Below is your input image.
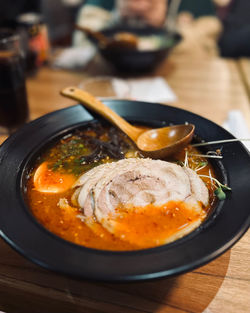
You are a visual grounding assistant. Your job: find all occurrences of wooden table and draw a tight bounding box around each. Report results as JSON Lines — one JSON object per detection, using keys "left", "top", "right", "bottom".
{"left": 239, "top": 58, "right": 250, "bottom": 100}
{"left": 0, "top": 55, "right": 249, "bottom": 313}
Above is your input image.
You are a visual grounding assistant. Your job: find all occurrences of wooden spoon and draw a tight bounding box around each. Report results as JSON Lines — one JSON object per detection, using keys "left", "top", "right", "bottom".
{"left": 75, "top": 25, "right": 138, "bottom": 50}
{"left": 60, "top": 87, "right": 195, "bottom": 159}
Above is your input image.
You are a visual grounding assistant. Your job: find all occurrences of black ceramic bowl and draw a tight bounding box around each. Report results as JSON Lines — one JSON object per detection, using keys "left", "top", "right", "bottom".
{"left": 96, "top": 26, "right": 181, "bottom": 72}
{"left": 0, "top": 100, "right": 249, "bottom": 282}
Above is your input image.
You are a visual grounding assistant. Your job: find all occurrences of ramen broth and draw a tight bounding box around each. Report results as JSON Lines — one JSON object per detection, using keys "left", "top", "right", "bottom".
{"left": 26, "top": 122, "right": 217, "bottom": 251}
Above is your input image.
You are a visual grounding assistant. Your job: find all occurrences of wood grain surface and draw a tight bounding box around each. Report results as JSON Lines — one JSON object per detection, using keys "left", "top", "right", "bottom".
{"left": 0, "top": 55, "right": 249, "bottom": 313}
{"left": 239, "top": 58, "right": 250, "bottom": 100}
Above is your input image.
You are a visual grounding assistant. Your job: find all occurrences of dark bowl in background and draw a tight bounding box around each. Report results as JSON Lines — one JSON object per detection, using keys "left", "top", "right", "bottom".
{"left": 94, "top": 26, "right": 181, "bottom": 72}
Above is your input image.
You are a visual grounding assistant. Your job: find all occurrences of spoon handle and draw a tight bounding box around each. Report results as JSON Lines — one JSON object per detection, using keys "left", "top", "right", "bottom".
{"left": 61, "top": 87, "right": 143, "bottom": 142}
{"left": 75, "top": 25, "right": 108, "bottom": 46}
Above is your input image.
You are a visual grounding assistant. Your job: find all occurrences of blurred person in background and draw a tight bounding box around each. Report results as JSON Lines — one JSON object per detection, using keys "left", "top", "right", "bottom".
{"left": 73, "top": 0, "right": 222, "bottom": 58}
{"left": 74, "top": 0, "right": 250, "bottom": 58}
{"left": 115, "top": 0, "right": 168, "bottom": 28}
{"left": 73, "top": 0, "right": 168, "bottom": 46}
{"left": 2, "top": 0, "right": 248, "bottom": 57}
{"left": 167, "top": 0, "right": 250, "bottom": 58}
{"left": 215, "top": 0, "right": 250, "bottom": 57}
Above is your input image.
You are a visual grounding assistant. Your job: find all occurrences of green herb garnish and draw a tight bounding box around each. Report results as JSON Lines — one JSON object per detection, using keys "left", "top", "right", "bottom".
{"left": 214, "top": 187, "right": 226, "bottom": 200}
{"left": 199, "top": 174, "right": 231, "bottom": 200}
{"left": 46, "top": 136, "right": 92, "bottom": 176}
{"left": 198, "top": 161, "right": 208, "bottom": 167}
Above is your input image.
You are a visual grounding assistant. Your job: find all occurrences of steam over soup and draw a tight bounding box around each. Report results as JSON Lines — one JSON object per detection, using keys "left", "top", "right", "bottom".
{"left": 26, "top": 122, "right": 218, "bottom": 251}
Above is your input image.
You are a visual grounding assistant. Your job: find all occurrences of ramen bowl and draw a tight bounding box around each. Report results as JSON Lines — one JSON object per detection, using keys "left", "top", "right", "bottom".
{"left": 0, "top": 100, "right": 249, "bottom": 281}
{"left": 94, "top": 26, "right": 181, "bottom": 72}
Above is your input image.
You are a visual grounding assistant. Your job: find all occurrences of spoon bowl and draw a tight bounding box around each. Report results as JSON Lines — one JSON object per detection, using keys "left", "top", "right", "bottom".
{"left": 136, "top": 124, "right": 195, "bottom": 159}
{"left": 61, "top": 87, "right": 195, "bottom": 158}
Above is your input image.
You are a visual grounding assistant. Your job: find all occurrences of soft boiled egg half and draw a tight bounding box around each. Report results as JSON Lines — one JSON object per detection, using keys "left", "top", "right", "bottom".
{"left": 33, "top": 162, "right": 76, "bottom": 193}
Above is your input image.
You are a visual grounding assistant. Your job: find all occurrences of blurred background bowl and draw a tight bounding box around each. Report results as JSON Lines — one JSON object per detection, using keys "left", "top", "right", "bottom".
{"left": 95, "top": 26, "right": 181, "bottom": 73}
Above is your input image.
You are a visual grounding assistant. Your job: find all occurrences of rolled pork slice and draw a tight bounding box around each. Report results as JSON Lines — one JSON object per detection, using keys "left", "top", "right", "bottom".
{"left": 74, "top": 158, "right": 209, "bottom": 247}
{"left": 93, "top": 159, "right": 193, "bottom": 223}
{"left": 183, "top": 167, "right": 210, "bottom": 208}
{"left": 73, "top": 158, "right": 142, "bottom": 217}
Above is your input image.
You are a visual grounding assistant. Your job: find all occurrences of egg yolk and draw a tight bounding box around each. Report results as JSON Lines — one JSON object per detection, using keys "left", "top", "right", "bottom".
{"left": 33, "top": 162, "right": 76, "bottom": 193}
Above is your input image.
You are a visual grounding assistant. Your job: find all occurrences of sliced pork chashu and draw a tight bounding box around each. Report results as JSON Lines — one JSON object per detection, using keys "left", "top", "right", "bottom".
{"left": 73, "top": 158, "right": 209, "bottom": 248}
